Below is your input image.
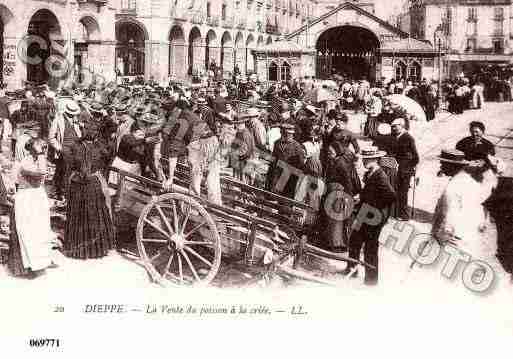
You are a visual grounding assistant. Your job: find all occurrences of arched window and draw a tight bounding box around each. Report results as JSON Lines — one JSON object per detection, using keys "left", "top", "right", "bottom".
{"left": 281, "top": 61, "right": 291, "bottom": 81}
{"left": 116, "top": 22, "right": 146, "bottom": 76}
{"left": 269, "top": 61, "right": 278, "bottom": 81}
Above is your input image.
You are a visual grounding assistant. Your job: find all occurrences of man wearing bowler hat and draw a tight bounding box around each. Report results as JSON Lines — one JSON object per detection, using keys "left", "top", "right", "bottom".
{"left": 342, "top": 146, "right": 396, "bottom": 285}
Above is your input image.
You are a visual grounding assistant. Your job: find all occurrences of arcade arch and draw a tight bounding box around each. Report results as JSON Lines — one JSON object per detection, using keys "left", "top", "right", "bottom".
{"left": 116, "top": 21, "right": 147, "bottom": 77}
{"left": 316, "top": 25, "right": 380, "bottom": 81}
{"left": 168, "top": 25, "right": 186, "bottom": 80}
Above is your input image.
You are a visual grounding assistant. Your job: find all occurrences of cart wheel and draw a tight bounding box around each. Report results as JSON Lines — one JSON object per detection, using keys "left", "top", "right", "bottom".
{"left": 136, "top": 193, "right": 222, "bottom": 286}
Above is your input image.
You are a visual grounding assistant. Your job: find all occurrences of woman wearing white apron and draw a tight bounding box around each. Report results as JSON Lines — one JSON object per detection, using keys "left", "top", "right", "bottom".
{"left": 8, "top": 138, "right": 57, "bottom": 277}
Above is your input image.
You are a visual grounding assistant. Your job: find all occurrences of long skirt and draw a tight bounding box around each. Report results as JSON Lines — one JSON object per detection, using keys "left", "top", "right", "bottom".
{"left": 364, "top": 116, "right": 379, "bottom": 138}
{"left": 8, "top": 187, "right": 53, "bottom": 274}
{"left": 320, "top": 183, "right": 353, "bottom": 249}
{"left": 64, "top": 175, "right": 115, "bottom": 259}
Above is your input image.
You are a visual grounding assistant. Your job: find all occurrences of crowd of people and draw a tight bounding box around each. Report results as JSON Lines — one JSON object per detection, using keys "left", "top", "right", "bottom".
{"left": 0, "top": 71, "right": 510, "bottom": 287}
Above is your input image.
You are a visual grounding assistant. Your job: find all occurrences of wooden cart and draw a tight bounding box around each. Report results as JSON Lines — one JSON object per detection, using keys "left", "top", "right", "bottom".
{"left": 108, "top": 161, "right": 372, "bottom": 287}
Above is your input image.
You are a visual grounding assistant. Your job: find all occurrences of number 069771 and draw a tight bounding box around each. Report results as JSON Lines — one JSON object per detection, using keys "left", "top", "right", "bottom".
{"left": 29, "top": 339, "right": 60, "bottom": 348}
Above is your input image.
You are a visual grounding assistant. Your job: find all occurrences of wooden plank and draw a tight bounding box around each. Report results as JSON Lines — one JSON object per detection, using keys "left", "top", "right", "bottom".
{"left": 175, "top": 162, "right": 313, "bottom": 211}
{"left": 220, "top": 186, "right": 304, "bottom": 216}
{"left": 173, "top": 166, "right": 305, "bottom": 221}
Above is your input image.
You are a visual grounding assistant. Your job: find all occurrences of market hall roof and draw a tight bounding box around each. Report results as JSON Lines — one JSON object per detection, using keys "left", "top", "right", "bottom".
{"left": 286, "top": 1, "right": 409, "bottom": 40}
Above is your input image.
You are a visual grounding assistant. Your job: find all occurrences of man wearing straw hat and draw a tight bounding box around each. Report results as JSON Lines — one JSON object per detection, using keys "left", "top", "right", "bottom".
{"left": 48, "top": 100, "right": 82, "bottom": 202}
{"left": 341, "top": 145, "right": 396, "bottom": 285}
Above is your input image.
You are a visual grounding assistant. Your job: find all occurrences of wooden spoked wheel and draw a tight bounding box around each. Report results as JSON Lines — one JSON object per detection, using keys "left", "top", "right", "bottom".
{"left": 136, "top": 193, "right": 222, "bottom": 286}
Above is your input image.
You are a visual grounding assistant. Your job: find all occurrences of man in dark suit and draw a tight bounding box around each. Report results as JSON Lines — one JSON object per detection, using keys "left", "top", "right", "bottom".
{"left": 342, "top": 147, "right": 396, "bottom": 285}
{"left": 390, "top": 118, "right": 419, "bottom": 221}
{"left": 267, "top": 124, "right": 306, "bottom": 199}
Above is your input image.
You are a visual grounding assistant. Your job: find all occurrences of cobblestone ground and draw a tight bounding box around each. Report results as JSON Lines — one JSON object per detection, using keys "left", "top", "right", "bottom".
{"left": 2, "top": 102, "right": 513, "bottom": 305}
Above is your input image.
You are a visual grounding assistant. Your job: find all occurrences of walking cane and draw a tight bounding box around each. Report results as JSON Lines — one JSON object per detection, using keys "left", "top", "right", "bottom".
{"left": 410, "top": 170, "right": 418, "bottom": 221}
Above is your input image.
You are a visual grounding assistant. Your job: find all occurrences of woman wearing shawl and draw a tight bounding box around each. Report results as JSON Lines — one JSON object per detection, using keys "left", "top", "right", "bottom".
{"left": 319, "top": 141, "right": 361, "bottom": 252}
{"left": 64, "top": 117, "right": 115, "bottom": 259}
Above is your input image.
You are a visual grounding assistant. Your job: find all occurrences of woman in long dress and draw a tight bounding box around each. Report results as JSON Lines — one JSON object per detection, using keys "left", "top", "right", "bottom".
{"left": 431, "top": 154, "right": 509, "bottom": 287}
{"left": 8, "top": 138, "right": 57, "bottom": 276}
{"left": 64, "top": 118, "right": 115, "bottom": 259}
{"left": 319, "top": 141, "right": 361, "bottom": 252}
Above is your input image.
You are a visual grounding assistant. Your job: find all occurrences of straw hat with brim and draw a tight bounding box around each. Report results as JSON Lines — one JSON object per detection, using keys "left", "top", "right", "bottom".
{"left": 64, "top": 101, "right": 81, "bottom": 116}
{"left": 255, "top": 101, "right": 270, "bottom": 109}
{"left": 239, "top": 108, "right": 260, "bottom": 119}
{"left": 280, "top": 123, "right": 295, "bottom": 133}
{"left": 436, "top": 149, "right": 468, "bottom": 165}
{"left": 194, "top": 98, "right": 208, "bottom": 106}
{"left": 114, "top": 103, "right": 129, "bottom": 113}
{"left": 361, "top": 146, "right": 386, "bottom": 159}
{"left": 377, "top": 123, "right": 391, "bottom": 135}
{"left": 140, "top": 113, "right": 162, "bottom": 125}
{"left": 305, "top": 105, "right": 319, "bottom": 116}
{"left": 89, "top": 102, "right": 104, "bottom": 114}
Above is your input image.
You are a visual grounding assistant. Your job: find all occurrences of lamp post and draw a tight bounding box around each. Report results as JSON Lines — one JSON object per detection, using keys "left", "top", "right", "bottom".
{"left": 434, "top": 27, "right": 443, "bottom": 110}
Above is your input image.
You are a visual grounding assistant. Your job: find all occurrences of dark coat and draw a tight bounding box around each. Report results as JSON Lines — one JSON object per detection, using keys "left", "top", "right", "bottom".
{"left": 455, "top": 136, "right": 495, "bottom": 161}
{"left": 390, "top": 132, "right": 419, "bottom": 176}
{"left": 357, "top": 167, "right": 396, "bottom": 226}
{"left": 267, "top": 138, "right": 305, "bottom": 198}
{"left": 483, "top": 177, "right": 513, "bottom": 274}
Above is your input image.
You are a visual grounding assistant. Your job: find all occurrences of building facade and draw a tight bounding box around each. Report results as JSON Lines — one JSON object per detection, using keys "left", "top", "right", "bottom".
{"left": 404, "top": 0, "right": 513, "bottom": 77}
{"left": 0, "top": 0, "right": 116, "bottom": 90}
{"left": 285, "top": 1, "right": 438, "bottom": 82}
{"left": 0, "top": 0, "right": 320, "bottom": 90}
{"left": 114, "top": 0, "right": 320, "bottom": 83}
{"left": 0, "top": 0, "right": 442, "bottom": 90}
